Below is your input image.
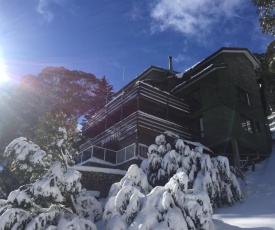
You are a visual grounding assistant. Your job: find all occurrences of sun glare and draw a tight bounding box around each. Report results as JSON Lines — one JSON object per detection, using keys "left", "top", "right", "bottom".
{"left": 0, "top": 47, "right": 10, "bottom": 85}
{"left": 0, "top": 73, "right": 9, "bottom": 84}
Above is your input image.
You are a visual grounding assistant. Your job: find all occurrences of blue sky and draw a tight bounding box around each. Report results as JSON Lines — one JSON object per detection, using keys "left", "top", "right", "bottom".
{"left": 0, "top": 0, "right": 273, "bottom": 90}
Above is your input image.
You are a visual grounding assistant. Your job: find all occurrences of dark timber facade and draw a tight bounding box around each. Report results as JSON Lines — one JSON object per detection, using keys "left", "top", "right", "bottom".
{"left": 80, "top": 47, "right": 271, "bottom": 168}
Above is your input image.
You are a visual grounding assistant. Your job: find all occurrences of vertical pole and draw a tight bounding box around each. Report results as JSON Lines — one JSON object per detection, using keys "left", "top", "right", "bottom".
{"left": 231, "top": 138, "right": 241, "bottom": 168}
{"left": 136, "top": 87, "right": 140, "bottom": 157}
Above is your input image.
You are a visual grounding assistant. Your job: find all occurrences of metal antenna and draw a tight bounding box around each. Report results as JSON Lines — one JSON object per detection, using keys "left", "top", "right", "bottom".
{"left": 122, "top": 66, "right": 125, "bottom": 93}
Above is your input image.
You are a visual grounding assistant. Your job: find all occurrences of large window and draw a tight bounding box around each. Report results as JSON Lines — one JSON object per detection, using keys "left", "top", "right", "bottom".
{"left": 236, "top": 86, "right": 251, "bottom": 106}
{"left": 240, "top": 114, "right": 254, "bottom": 133}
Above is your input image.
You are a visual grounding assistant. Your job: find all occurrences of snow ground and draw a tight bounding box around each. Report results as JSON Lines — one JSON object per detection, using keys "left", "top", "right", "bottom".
{"left": 213, "top": 146, "right": 275, "bottom": 230}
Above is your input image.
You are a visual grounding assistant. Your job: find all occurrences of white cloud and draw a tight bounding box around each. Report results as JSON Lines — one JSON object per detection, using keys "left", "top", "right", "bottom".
{"left": 36, "top": 0, "right": 66, "bottom": 22}
{"left": 150, "top": 0, "right": 243, "bottom": 37}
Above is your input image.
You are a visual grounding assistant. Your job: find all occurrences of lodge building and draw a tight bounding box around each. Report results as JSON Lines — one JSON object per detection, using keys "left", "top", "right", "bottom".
{"left": 79, "top": 47, "right": 271, "bottom": 169}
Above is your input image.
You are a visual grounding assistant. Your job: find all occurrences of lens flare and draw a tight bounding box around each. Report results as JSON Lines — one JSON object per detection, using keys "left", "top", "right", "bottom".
{"left": 0, "top": 47, "right": 10, "bottom": 84}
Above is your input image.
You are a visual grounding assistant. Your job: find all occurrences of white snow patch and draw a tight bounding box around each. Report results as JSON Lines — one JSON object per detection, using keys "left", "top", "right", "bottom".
{"left": 72, "top": 165, "right": 127, "bottom": 175}
{"left": 213, "top": 145, "right": 275, "bottom": 229}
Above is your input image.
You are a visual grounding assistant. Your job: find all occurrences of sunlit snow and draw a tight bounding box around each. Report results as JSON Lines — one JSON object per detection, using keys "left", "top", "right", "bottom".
{"left": 213, "top": 145, "right": 275, "bottom": 229}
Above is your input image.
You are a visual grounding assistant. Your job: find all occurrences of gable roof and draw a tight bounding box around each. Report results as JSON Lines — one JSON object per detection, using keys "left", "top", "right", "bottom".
{"left": 115, "top": 66, "right": 178, "bottom": 96}
{"left": 183, "top": 47, "right": 259, "bottom": 77}
{"left": 171, "top": 47, "right": 260, "bottom": 94}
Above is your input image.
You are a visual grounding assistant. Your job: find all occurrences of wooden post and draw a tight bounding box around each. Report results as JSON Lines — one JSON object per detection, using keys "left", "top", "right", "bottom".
{"left": 135, "top": 87, "right": 140, "bottom": 156}
{"left": 231, "top": 138, "right": 241, "bottom": 168}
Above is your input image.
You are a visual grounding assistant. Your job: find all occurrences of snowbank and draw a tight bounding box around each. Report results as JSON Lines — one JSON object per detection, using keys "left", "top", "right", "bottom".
{"left": 213, "top": 145, "right": 275, "bottom": 229}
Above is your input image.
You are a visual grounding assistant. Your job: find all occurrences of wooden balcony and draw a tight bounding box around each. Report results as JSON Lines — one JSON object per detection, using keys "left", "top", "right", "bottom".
{"left": 80, "top": 110, "right": 191, "bottom": 152}
{"left": 82, "top": 81, "right": 190, "bottom": 134}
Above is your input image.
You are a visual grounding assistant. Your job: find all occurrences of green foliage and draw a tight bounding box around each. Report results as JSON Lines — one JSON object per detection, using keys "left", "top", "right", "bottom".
{"left": 19, "top": 67, "right": 98, "bottom": 118}
{"left": 85, "top": 76, "right": 115, "bottom": 120}
{"left": 34, "top": 111, "right": 80, "bottom": 167}
{"left": 255, "top": 48, "right": 275, "bottom": 112}
{"left": 3, "top": 137, "right": 52, "bottom": 186}
{"left": 0, "top": 167, "right": 19, "bottom": 197}
{"left": 0, "top": 86, "right": 23, "bottom": 152}
{"left": 253, "top": 0, "right": 275, "bottom": 36}
{"left": 0, "top": 67, "right": 114, "bottom": 150}
{"left": 253, "top": 0, "right": 275, "bottom": 74}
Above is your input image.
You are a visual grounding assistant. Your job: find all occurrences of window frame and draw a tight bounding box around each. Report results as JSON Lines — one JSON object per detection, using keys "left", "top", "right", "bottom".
{"left": 193, "top": 115, "right": 205, "bottom": 139}
{"left": 240, "top": 114, "right": 254, "bottom": 133}
{"left": 236, "top": 86, "right": 251, "bottom": 106}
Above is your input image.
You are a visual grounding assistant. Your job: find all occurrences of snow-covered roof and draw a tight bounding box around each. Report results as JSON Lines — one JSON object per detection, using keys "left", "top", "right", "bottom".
{"left": 115, "top": 65, "right": 178, "bottom": 96}
{"left": 171, "top": 64, "right": 227, "bottom": 93}
{"left": 171, "top": 47, "right": 259, "bottom": 94}
{"left": 183, "top": 140, "right": 212, "bottom": 152}
{"left": 72, "top": 165, "right": 127, "bottom": 175}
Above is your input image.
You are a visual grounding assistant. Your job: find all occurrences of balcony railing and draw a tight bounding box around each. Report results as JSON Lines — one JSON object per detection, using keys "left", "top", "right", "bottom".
{"left": 80, "top": 111, "right": 191, "bottom": 151}
{"left": 83, "top": 81, "right": 189, "bottom": 133}
{"left": 79, "top": 143, "right": 148, "bottom": 165}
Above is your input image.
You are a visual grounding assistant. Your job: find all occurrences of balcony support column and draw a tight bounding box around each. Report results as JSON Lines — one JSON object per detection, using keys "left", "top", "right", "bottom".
{"left": 231, "top": 138, "right": 241, "bottom": 168}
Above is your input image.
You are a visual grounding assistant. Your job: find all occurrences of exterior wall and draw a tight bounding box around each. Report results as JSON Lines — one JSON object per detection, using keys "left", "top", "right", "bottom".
{"left": 80, "top": 171, "right": 123, "bottom": 198}
{"left": 81, "top": 48, "right": 271, "bottom": 168}
{"left": 174, "top": 51, "right": 271, "bottom": 164}
{"left": 79, "top": 159, "right": 142, "bottom": 198}
{"left": 80, "top": 82, "right": 190, "bottom": 164}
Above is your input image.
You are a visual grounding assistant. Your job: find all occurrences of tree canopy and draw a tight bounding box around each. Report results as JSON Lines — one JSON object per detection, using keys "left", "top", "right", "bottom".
{"left": 0, "top": 67, "right": 115, "bottom": 152}
{"left": 85, "top": 76, "right": 115, "bottom": 120}
{"left": 19, "top": 67, "right": 99, "bottom": 118}
{"left": 253, "top": 0, "right": 275, "bottom": 36}
{"left": 34, "top": 110, "right": 80, "bottom": 166}
{"left": 253, "top": 0, "right": 275, "bottom": 73}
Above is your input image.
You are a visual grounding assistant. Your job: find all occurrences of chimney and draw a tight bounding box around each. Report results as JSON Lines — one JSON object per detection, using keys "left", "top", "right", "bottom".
{"left": 168, "top": 56, "right": 173, "bottom": 71}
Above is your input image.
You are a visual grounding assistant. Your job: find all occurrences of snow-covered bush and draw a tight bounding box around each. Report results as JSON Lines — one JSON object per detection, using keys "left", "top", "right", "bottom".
{"left": 103, "top": 170, "right": 214, "bottom": 230}
{"left": 3, "top": 137, "right": 52, "bottom": 183}
{"left": 107, "top": 164, "right": 152, "bottom": 200}
{"left": 143, "top": 135, "right": 242, "bottom": 208}
{"left": 0, "top": 160, "right": 102, "bottom": 229}
{"left": 74, "top": 189, "right": 103, "bottom": 223}
{"left": 34, "top": 111, "right": 80, "bottom": 166}
{"left": 0, "top": 137, "right": 103, "bottom": 229}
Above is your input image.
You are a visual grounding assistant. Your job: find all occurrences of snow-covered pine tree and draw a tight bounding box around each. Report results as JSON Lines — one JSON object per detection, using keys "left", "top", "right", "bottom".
{"left": 142, "top": 134, "right": 242, "bottom": 208}
{"left": 103, "top": 169, "right": 214, "bottom": 230}
{"left": 34, "top": 111, "right": 80, "bottom": 167}
{"left": 0, "top": 139, "right": 103, "bottom": 229}
{"left": 2, "top": 111, "right": 80, "bottom": 186}
{"left": 3, "top": 137, "right": 52, "bottom": 184}
{"left": 0, "top": 161, "right": 99, "bottom": 229}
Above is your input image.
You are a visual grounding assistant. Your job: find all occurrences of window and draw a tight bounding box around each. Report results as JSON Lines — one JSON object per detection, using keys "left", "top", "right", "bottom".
{"left": 193, "top": 116, "right": 205, "bottom": 139}
{"left": 189, "top": 89, "right": 201, "bottom": 111}
{"left": 236, "top": 86, "right": 251, "bottom": 106}
{"left": 240, "top": 114, "right": 254, "bottom": 133}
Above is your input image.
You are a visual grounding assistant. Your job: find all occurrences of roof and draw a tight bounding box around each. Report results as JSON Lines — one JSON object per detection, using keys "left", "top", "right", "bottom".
{"left": 115, "top": 65, "right": 178, "bottom": 96}
{"left": 114, "top": 47, "right": 259, "bottom": 96}
{"left": 183, "top": 47, "right": 259, "bottom": 77}
{"left": 171, "top": 47, "right": 260, "bottom": 94}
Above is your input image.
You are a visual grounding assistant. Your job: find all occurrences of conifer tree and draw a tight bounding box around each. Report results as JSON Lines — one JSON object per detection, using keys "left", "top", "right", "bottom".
{"left": 253, "top": 0, "right": 275, "bottom": 36}
{"left": 85, "top": 76, "right": 115, "bottom": 119}
{"left": 253, "top": 0, "right": 275, "bottom": 73}
{"left": 34, "top": 110, "right": 80, "bottom": 167}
